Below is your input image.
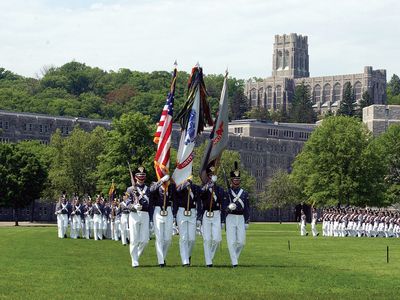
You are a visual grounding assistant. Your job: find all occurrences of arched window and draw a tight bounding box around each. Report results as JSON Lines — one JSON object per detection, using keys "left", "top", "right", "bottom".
{"left": 313, "top": 84, "right": 321, "bottom": 103}
{"left": 276, "top": 85, "right": 282, "bottom": 107}
{"left": 277, "top": 51, "right": 283, "bottom": 69}
{"left": 266, "top": 86, "right": 273, "bottom": 109}
{"left": 354, "top": 81, "right": 362, "bottom": 101}
{"left": 323, "top": 83, "right": 331, "bottom": 104}
{"left": 284, "top": 50, "right": 289, "bottom": 69}
{"left": 250, "top": 89, "right": 257, "bottom": 106}
{"left": 258, "top": 88, "right": 264, "bottom": 106}
{"left": 333, "top": 83, "right": 341, "bottom": 102}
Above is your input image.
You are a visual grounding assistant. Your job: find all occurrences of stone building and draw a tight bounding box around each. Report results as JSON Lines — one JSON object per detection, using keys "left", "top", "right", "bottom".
{"left": 245, "top": 33, "right": 387, "bottom": 114}
{"left": 0, "top": 110, "right": 111, "bottom": 144}
{"left": 363, "top": 104, "right": 400, "bottom": 135}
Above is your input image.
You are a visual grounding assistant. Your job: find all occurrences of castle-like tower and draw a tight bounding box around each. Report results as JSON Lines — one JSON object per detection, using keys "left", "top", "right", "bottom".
{"left": 272, "top": 33, "right": 309, "bottom": 78}
{"left": 245, "top": 33, "right": 386, "bottom": 115}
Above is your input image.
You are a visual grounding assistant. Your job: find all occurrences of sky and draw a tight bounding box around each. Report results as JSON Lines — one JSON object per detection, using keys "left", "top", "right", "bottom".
{"left": 0, "top": 0, "right": 399, "bottom": 80}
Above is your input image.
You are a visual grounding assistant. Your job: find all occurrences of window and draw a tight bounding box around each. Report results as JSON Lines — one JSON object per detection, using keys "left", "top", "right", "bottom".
{"left": 234, "top": 127, "right": 243, "bottom": 134}
{"left": 4, "top": 121, "right": 9, "bottom": 130}
{"left": 256, "top": 181, "right": 263, "bottom": 190}
{"left": 1, "top": 138, "right": 10, "bottom": 143}
{"left": 276, "top": 86, "right": 282, "bottom": 105}
{"left": 354, "top": 82, "right": 362, "bottom": 101}
{"left": 333, "top": 83, "right": 341, "bottom": 102}
{"left": 266, "top": 86, "right": 273, "bottom": 108}
{"left": 323, "top": 84, "right": 331, "bottom": 104}
{"left": 313, "top": 85, "right": 321, "bottom": 103}
{"left": 258, "top": 88, "right": 264, "bottom": 105}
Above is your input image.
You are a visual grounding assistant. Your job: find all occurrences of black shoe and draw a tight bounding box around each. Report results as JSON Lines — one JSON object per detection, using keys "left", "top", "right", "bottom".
{"left": 123, "top": 244, "right": 127, "bottom": 246}
{"left": 77, "top": 236, "right": 80, "bottom": 239}
{"left": 64, "top": 234, "right": 67, "bottom": 238}
{"left": 183, "top": 264, "right": 190, "bottom": 267}
{"left": 159, "top": 264, "right": 165, "bottom": 268}
{"left": 232, "top": 264, "right": 238, "bottom": 268}
{"left": 206, "top": 264, "right": 213, "bottom": 268}
{"left": 133, "top": 266, "right": 139, "bottom": 268}
{"left": 306, "top": 232, "right": 309, "bottom": 236}
{"left": 316, "top": 233, "right": 320, "bottom": 237}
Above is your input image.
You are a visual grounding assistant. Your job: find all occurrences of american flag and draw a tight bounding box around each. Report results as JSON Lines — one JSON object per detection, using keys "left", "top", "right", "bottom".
{"left": 154, "top": 68, "right": 177, "bottom": 181}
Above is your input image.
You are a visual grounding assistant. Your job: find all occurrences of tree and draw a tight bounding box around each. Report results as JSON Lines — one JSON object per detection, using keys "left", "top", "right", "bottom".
{"left": 355, "top": 91, "right": 372, "bottom": 119}
{"left": 291, "top": 116, "right": 385, "bottom": 207}
{"left": 46, "top": 126, "right": 107, "bottom": 199}
{"left": 96, "top": 112, "right": 156, "bottom": 195}
{"left": 258, "top": 169, "right": 299, "bottom": 223}
{"left": 244, "top": 107, "right": 270, "bottom": 121}
{"left": 375, "top": 124, "right": 400, "bottom": 205}
{"left": 337, "top": 82, "right": 355, "bottom": 117}
{"left": 289, "top": 82, "right": 316, "bottom": 123}
{"left": 388, "top": 74, "right": 400, "bottom": 96}
{"left": 0, "top": 143, "right": 47, "bottom": 225}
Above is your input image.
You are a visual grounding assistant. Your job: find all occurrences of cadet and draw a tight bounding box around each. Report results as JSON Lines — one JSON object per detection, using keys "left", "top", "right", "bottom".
{"left": 300, "top": 209, "right": 308, "bottom": 236}
{"left": 93, "top": 195, "right": 104, "bottom": 240}
{"left": 119, "top": 193, "right": 130, "bottom": 246}
{"left": 199, "top": 166, "right": 224, "bottom": 267}
{"left": 150, "top": 174, "right": 175, "bottom": 267}
{"left": 71, "top": 196, "right": 83, "bottom": 239}
{"left": 311, "top": 207, "right": 319, "bottom": 237}
{"left": 222, "top": 162, "right": 249, "bottom": 267}
{"left": 174, "top": 179, "right": 201, "bottom": 266}
{"left": 55, "top": 191, "right": 70, "bottom": 238}
{"left": 110, "top": 199, "right": 121, "bottom": 241}
{"left": 127, "top": 166, "right": 151, "bottom": 268}
{"left": 83, "top": 197, "right": 93, "bottom": 239}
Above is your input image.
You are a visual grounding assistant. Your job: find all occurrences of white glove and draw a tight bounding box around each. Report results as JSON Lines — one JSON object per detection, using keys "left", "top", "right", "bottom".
{"left": 221, "top": 223, "right": 225, "bottom": 230}
{"left": 196, "top": 220, "right": 201, "bottom": 227}
{"left": 228, "top": 203, "right": 237, "bottom": 211}
{"left": 173, "top": 218, "right": 177, "bottom": 225}
{"left": 245, "top": 223, "right": 249, "bottom": 230}
{"left": 211, "top": 175, "right": 218, "bottom": 183}
{"left": 134, "top": 203, "right": 142, "bottom": 211}
{"left": 161, "top": 174, "right": 170, "bottom": 183}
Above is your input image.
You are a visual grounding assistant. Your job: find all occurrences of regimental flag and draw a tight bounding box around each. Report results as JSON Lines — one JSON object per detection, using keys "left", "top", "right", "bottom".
{"left": 108, "top": 179, "right": 116, "bottom": 201}
{"left": 154, "top": 67, "right": 177, "bottom": 181}
{"left": 172, "top": 65, "right": 213, "bottom": 186}
{"left": 199, "top": 71, "right": 229, "bottom": 184}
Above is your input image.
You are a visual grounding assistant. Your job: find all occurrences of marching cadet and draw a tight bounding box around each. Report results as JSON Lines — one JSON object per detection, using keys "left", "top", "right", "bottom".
{"left": 310, "top": 207, "right": 319, "bottom": 237}
{"left": 174, "top": 179, "right": 201, "bottom": 267}
{"left": 150, "top": 174, "right": 175, "bottom": 267}
{"left": 119, "top": 193, "right": 130, "bottom": 246}
{"left": 112, "top": 198, "right": 122, "bottom": 241}
{"left": 300, "top": 209, "right": 308, "bottom": 236}
{"left": 199, "top": 166, "right": 225, "bottom": 267}
{"left": 222, "top": 162, "right": 250, "bottom": 267}
{"left": 93, "top": 195, "right": 104, "bottom": 240}
{"left": 127, "top": 166, "right": 152, "bottom": 268}
{"left": 71, "top": 196, "right": 83, "bottom": 239}
{"left": 55, "top": 191, "right": 70, "bottom": 238}
{"left": 83, "top": 197, "right": 93, "bottom": 239}
{"left": 102, "top": 197, "right": 111, "bottom": 239}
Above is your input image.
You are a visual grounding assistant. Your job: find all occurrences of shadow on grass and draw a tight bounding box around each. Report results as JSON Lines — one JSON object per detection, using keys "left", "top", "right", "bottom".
{"left": 134, "top": 264, "right": 308, "bottom": 269}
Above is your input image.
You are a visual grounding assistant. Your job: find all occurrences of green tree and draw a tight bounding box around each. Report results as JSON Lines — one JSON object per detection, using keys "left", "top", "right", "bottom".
{"left": 96, "top": 112, "right": 156, "bottom": 195}
{"left": 46, "top": 126, "right": 107, "bottom": 198}
{"left": 388, "top": 74, "right": 400, "bottom": 96}
{"left": 337, "top": 82, "right": 355, "bottom": 117}
{"left": 355, "top": 91, "right": 372, "bottom": 119}
{"left": 291, "top": 116, "right": 385, "bottom": 207}
{"left": 244, "top": 107, "right": 270, "bottom": 121}
{"left": 289, "top": 82, "right": 316, "bottom": 123}
{"left": 375, "top": 124, "right": 400, "bottom": 204}
{"left": 0, "top": 143, "right": 47, "bottom": 225}
{"left": 258, "top": 169, "right": 299, "bottom": 223}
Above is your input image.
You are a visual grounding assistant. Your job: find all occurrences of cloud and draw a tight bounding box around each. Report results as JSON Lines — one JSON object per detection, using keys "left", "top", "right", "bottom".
{"left": 0, "top": 0, "right": 399, "bottom": 80}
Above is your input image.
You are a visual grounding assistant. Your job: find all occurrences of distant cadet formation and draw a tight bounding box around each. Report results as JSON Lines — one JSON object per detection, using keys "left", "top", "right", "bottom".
{"left": 55, "top": 163, "right": 250, "bottom": 268}
{"left": 299, "top": 207, "right": 400, "bottom": 238}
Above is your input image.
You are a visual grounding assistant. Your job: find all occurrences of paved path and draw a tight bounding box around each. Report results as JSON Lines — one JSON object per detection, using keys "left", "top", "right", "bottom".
{"left": 0, "top": 222, "right": 56, "bottom": 227}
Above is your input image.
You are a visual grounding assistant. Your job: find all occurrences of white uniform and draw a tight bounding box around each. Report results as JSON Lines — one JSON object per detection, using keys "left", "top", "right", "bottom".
{"left": 120, "top": 201, "right": 130, "bottom": 245}
{"left": 93, "top": 203, "right": 103, "bottom": 240}
{"left": 311, "top": 212, "right": 319, "bottom": 237}
{"left": 300, "top": 214, "right": 307, "bottom": 236}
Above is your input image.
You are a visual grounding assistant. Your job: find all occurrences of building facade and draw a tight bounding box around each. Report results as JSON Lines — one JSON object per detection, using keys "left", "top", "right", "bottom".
{"left": 245, "top": 33, "right": 387, "bottom": 114}
{"left": 0, "top": 110, "right": 111, "bottom": 144}
{"left": 363, "top": 105, "right": 400, "bottom": 135}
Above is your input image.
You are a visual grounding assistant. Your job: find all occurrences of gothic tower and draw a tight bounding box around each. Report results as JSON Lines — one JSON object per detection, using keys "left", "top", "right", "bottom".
{"left": 272, "top": 33, "right": 309, "bottom": 78}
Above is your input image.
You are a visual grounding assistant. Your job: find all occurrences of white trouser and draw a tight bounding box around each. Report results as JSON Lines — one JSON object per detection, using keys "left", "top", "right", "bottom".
{"left": 311, "top": 220, "right": 318, "bottom": 237}
{"left": 112, "top": 218, "right": 121, "bottom": 241}
{"left": 93, "top": 214, "right": 103, "bottom": 240}
{"left": 202, "top": 210, "right": 222, "bottom": 266}
{"left": 129, "top": 211, "right": 150, "bottom": 267}
{"left": 59, "top": 214, "right": 68, "bottom": 238}
{"left": 57, "top": 214, "right": 62, "bottom": 238}
{"left": 226, "top": 214, "right": 246, "bottom": 266}
{"left": 177, "top": 207, "right": 197, "bottom": 265}
{"left": 153, "top": 206, "right": 173, "bottom": 265}
{"left": 300, "top": 220, "right": 307, "bottom": 236}
{"left": 85, "top": 216, "right": 93, "bottom": 239}
{"left": 120, "top": 213, "right": 129, "bottom": 245}
{"left": 102, "top": 216, "right": 109, "bottom": 238}
{"left": 71, "top": 215, "right": 82, "bottom": 239}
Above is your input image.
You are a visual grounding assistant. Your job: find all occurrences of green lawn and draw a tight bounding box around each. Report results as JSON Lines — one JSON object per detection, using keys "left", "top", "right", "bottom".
{"left": 0, "top": 223, "right": 399, "bottom": 300}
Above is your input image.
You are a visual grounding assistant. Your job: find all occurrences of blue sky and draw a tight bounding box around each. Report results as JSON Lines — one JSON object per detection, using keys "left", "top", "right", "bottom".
{"left": 1, "top": 0, "right": 399, "bottom": 80}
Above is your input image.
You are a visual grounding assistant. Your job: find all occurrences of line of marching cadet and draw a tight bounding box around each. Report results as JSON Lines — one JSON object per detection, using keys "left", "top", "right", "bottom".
{"left": 55, "top": 163, "right": 250, "bottom": 268}
{"left": 299, "top": 207, "right": 400, "bottom": 238}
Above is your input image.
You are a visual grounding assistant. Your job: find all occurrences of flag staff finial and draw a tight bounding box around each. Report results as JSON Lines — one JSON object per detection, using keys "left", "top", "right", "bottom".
{"left": 195, "top": 61, "right": 200, "bottom": 68}
{"left": 174, "top": 60, "right": 178, "bottom": 68}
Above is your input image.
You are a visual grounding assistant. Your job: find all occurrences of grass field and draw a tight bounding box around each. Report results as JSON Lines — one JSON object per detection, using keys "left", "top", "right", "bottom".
{"left": 0, "top": 223, "right": 399, "bottom": 300}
